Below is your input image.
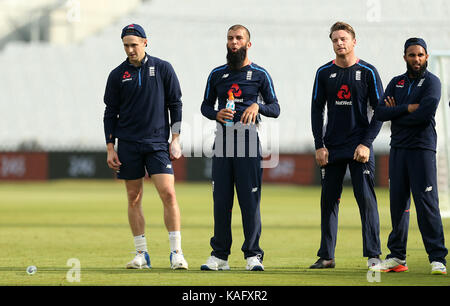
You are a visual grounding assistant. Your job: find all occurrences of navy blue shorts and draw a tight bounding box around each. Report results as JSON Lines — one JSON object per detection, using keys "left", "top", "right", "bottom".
{"left": 117, "top": 140, "right": 173, "bottom": 180}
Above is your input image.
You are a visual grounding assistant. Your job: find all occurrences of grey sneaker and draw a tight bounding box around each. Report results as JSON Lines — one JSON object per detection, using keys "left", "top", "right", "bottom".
{"left": 200, "top": 256, "right": 230, "bottom": 271}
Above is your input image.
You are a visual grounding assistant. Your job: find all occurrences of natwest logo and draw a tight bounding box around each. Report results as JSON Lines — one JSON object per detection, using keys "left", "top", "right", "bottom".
{"left": 123, "top": 71, "right": 131, "bottom": 79}
{"left": 228, "top": 83, "right": 242, "bottom": 98}
{"left": 337, "top": 84, "right": 351, "bottom": 100}
{"left": 227, "top": 83, "right": 243, "bottom": 102}
{"left": 336, "top": 84, "right": 352, "bottom": 106}
{"left": 122, "top": 71, "right": 132, "bottom": 82}
{"left": 396, "top": 79, "right": 405, "bottom": 88}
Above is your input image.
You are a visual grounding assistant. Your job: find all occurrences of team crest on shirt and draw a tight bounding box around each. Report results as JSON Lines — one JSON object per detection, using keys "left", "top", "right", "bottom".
{"left": 149, "top": 66, "right": 155, "bottom": 77}
{"left": 335, "top": 84, "right": 352, "bottom": 105}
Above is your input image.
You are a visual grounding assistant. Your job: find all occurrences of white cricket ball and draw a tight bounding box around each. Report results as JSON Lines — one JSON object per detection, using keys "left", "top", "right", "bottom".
{"left": 26, "top": 265, "right": 37, "bottom": 275}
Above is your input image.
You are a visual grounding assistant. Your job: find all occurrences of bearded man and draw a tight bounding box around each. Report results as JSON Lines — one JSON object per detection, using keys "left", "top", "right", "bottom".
{"left": 200, "top": 24, "right": 280, "bottom": 271}
{"left": 373, "top": 37, "right": 448, "bottom": 275}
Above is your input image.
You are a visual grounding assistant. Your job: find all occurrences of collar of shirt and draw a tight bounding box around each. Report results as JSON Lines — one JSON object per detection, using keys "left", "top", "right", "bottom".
{"left": 125, "top": 53, "right": 149, "bottom": 67}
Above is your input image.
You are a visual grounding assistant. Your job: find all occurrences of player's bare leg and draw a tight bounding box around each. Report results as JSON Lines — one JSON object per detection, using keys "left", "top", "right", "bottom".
{"left": 125, "top": 178, "right": 146, "bottom": 236}
{"left": 125, "top": 178, "right": 150, "bottom": 269}
{"left": 152, "top": 173, "right": 188, "bottom": 269}
{"left": 152, "top": 174, "right": 180, "bottom": 231}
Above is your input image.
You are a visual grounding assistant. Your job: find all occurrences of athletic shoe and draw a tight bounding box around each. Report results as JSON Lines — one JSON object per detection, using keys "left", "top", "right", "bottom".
{"left": 170, "top": 251, "right": 188, "bottom": 270}
{"left": 246, "top": 256, "right": 264, "bottom": 271}
{"left": 431, "top": 261, "right": 447, "bottom": 275}
{"left": 369, "top": 257, "right": 408, "bottom": 272}
{"left": 309, "top": 258, "right": 335, "bottom": 269}
{"left": 126, "top": 251, "right": 151, "bottom": 269}
{"left": 200, "top": 256, "right": 230, "bottom": 271}
{"left": 367, "top": 256, "right": 381, "bottom": 268}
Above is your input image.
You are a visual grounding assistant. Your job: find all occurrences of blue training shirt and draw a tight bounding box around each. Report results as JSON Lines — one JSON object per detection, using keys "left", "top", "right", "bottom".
{"left": 375, "top": 69, "right": 441, "bottom": 151}
{"left": 311, "top": 59, "right": 383, "bottom": 162}
{"left": 201, "top": 63, "right": 280, "bottom": 123}
{"left": 103, "top": 53, "right": 182, "bottom": 150}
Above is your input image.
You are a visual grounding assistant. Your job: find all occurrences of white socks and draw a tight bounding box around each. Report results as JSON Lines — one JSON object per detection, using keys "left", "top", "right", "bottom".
{"left": 169, "top": 231, "right": 182, "bottom": 253}
{"left": 134, "top": 232, "right": 182, "bottom": 253}
{"left": 134, "top": 234, "right": 148, "bottom": 253}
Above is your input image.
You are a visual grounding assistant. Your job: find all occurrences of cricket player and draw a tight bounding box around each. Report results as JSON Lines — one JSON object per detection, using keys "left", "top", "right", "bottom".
{"left": 310, "top": 22, "right": 383, "bottom": 269}
{"left": 372, "top": 38, "right": 448, "bottom": 275}
{"left": 103, "top": 23, "right": 188, "bottom": 270}
{"left": 200, "top": 24, "right": 280, "bottom": 271}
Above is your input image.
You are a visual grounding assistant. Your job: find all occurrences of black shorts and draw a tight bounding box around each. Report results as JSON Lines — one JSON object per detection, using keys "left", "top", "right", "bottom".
{"left": 117, "top": 140, "right": 173, "bottom": 180}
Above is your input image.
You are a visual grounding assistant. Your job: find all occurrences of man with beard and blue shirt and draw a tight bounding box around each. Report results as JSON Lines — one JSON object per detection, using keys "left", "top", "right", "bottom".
{"left": 372, "top": 38, "right": 448, "bottom": 275}
{"left": 200, "top": 24, "right": 280, "bottom": 271}
{"left": 103, "top": 24, "right": 188, "bottom": 270}
{"left": 310, "top": 22, "right": 383, "bottom": 269}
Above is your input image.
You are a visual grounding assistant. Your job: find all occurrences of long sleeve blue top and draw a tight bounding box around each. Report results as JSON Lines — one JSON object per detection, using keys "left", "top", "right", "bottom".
{"left": 103, "top": 54, "right": 182, "bottom": 150}
{"left": 311, "top": 59, "right": 383, "bottom": 162}
{"left": 375, "top": 69, "right": 441, "bottom": 151}
{"left": 201, "top": 63, "right": 280, "bottom": 123}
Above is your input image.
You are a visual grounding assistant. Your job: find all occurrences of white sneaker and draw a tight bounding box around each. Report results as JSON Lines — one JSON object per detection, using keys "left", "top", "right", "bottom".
{"left": 246, "top": 256, "right": 264, "bottom": 271}
{"left": 200, "top": 256, "right": 230, "bottom": 271}
{"left": 170, "top": 251, "right": 188, "bottom": 270}
{"left": 367, "top": 257, "right": 381, "bottom": 268}
{"left": 126, "top": 251, "right": 151, "bottom": 269}
{"left": 369, "top": 257, "right": 408, "bottom": 272}
{"left": 431, "top": 261, "right": 447, "bottom": 275}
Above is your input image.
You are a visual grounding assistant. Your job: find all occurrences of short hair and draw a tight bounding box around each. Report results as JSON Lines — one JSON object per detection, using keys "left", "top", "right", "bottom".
{"left": 228, "top": 24, "right": 251, "bottom": 41}
{"left": 329, "top": 21, "right": 356, "bottom": 39}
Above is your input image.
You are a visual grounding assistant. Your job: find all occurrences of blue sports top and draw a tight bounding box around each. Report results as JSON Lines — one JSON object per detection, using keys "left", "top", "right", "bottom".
{"left": 201, "top": 63, "right": 280, "bottom": 124}
{"left": 311, "top": 59, "right": 383, "bottom": 162}
{"left": 103, "top": 54, "right": 182, "bottom": 150}
{"left": 375, "top": 69, "right": 441, "bottom": 151}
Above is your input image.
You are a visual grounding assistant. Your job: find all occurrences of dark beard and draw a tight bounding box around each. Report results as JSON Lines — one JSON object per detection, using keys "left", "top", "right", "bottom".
{"left": 226, "top": 46, "right": 247, "bottom": 70}
{"left": 407, "top": 61, "right": 427, "bottom": 79}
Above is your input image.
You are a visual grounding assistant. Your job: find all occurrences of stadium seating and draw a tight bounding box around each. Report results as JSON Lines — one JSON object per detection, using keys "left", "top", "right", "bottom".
{"left": 0, "top": 0, "right": 449, "bottom": 152}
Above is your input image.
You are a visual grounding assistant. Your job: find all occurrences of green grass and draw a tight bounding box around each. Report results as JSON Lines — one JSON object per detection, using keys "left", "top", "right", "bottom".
{"left": 0, "top": 180, "right": 449, "bottom": 286}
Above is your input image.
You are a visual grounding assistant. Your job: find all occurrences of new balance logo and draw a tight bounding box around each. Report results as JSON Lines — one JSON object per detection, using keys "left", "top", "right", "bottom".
{"left": 363, "top": 170, "right": 370, "bottom": 175}
{"left": 252, "top": 187, "right": 258, "bottom": 193}
{"left": 329, "top": 73, "right": 336, "bottom": 78}
{"left": 166, "top": 164, "right": 172, "bottom": 169}
{"left": 222, "top": 74, "right": 229, "bottom": 78}
{"left": 425, "top": 186, "right": 433, "bottom": 192}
